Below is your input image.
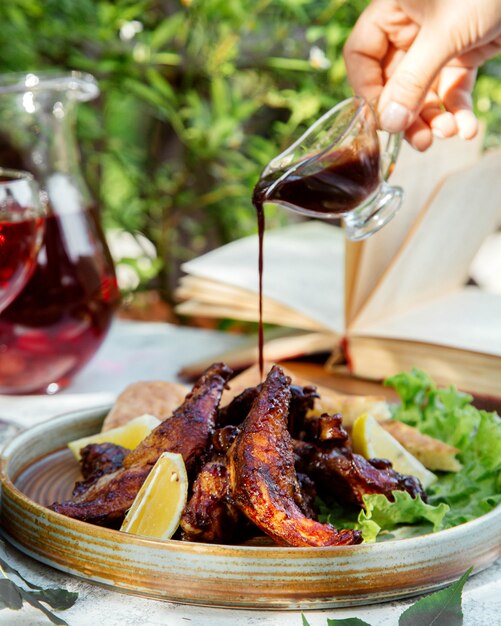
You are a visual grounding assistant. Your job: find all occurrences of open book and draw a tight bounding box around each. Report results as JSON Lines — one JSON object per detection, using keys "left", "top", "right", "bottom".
{"left": 175, "top": 134, "right": 501, "bottom": 395}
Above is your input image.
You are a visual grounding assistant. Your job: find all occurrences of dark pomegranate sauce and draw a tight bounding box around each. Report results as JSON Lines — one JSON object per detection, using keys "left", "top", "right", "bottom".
{"left": 252, "top": 146, "right": 380, "bottom": 377}
{"left": 254, "top": 148, "right": 380, "bottom": 217}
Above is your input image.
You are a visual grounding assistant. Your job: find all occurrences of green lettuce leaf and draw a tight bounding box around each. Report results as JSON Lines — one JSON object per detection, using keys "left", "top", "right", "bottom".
{"left": 317, "top": 491, "right": 448, "bottom": 542}
{"left": 356, "top": 491, "right": 448, "bottom": 542}
{"left": 318, "top": 369, "right": 499, "bottom": 539}
{"left": 385, "top": 369, "right": 501, "bottom": 528}
{"left": 316, "top": 497, "right": 360, "bottom": 531}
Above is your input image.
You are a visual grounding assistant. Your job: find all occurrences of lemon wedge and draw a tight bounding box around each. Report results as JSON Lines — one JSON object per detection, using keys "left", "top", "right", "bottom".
{"left": 67, "top": 413, "right": 161, "bottom": 459}
{"left": 352, "top": 413, "right": 437, "bottom": 488}
{"left": 120, "top": 451, "right": 188, "bottom": 540}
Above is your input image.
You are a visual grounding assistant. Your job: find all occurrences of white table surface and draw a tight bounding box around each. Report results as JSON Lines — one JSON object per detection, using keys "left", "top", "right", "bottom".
{"left": 0, "top": 319, "right": 499, "bottom": 626}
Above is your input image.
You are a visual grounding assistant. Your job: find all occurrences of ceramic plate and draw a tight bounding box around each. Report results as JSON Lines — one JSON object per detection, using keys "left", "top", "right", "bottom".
{"left": 0, "top": 405, "right": 500, "bottom": 609}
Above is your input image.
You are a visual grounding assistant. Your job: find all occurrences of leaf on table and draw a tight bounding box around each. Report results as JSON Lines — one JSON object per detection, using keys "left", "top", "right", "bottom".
{"left": 0, "top": 549, "right": 44, "bottom": 591}
{"left": 29, "top": 588, "right": 79, "bottom": 610}
{"left": 299, "top": 567, "right": 473, "bottom": 626}
{"left": 18, "top": 588, "right": 70, "bottom": 625}
{"left": 398, "top": 568, "right": 472, "bottom": 626}
{"left": 0, "top": 538, "right": 77, "bottom": 624}
{"left": 0, "top": 579, "right": 23, "bottom": 610}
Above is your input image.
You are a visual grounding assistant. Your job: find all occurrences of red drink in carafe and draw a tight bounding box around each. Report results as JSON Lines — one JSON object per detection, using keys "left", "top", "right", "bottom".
{"left": 0, "top": 216, "right": 42, "bottom": 307}
{"left": 0, "top": 198, "right": 120, "bottom": 394}
{"left": 0, "top": 71, "right": 120, "bottom": 394}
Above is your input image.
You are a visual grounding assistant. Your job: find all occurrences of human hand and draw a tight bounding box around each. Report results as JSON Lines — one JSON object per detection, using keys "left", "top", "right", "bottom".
{"left": 343, "top": 0, "right": 501, "bottom": 150}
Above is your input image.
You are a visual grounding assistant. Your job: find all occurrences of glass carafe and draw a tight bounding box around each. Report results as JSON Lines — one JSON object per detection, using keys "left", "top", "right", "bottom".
{"left": 0, "top": 71, "right": 120, "bottom": 394}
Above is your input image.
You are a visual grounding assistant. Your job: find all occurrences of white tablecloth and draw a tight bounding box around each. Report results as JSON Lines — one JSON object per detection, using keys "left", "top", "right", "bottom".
{"left": 0, "top": 320, "right": 499, "bottom": 626}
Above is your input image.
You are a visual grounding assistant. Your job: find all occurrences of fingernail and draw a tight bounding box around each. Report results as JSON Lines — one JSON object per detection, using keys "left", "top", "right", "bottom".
{"left": 380, "top": 102, "right": 411, "bottom": 133}
{"left": 432, "top": 127, "right": 445, "bottom": 139}
{"left": 456, "top": 110, "right": 478, "bottom": 140}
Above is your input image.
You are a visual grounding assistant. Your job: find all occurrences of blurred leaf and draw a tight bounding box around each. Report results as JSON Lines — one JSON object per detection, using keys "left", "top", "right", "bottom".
{"left": 150, "top": 14, "right": 185, "bottom": 50}
{"left": 0, "top": 580, "right": 23, "bottom": 610}
{"left": 399, "top": 568, "right": 472, "bottom": 626}
{"left": 0, "top": 0, "right": 498, "bottom": 300}
{"left": 0, "top": 539, "right": 77, "bottom": 623}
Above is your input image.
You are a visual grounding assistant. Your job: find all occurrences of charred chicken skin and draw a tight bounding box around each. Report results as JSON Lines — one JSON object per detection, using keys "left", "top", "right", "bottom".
{"left": 180, "top": 455, "right": 242, "bottom": 543}
{"left": 50, "top": 465, "right": 152, "bottom": 527}
{"left": 218, "top": 382, "right": 318, "bottom": 436}
{"left": 50, "top": 363, "right": 232, "bottom": 525}
{"left": 294, "top": 439, "right": 426, "bottom": 506}
{"left": 124, "top": 362, "right": 233, "bottom": 474}
{"left": 72, "top": 442, "right": 129, "bottom": 498}
{"left": 227, "top": 365, "right": 362, "bottom": 547}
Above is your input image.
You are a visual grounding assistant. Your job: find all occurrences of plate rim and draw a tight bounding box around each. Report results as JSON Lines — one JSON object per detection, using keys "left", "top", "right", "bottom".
{"left": 2, "top": 404, "right": 501, "bottom": 554}
{"left": 1, "top": 403, "right": 500, "bottom": 608}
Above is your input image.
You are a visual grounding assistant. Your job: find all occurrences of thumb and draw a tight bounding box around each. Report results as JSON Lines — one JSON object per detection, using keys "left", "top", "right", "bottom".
{"left": 378, "top": 29, "right": 451, "bottom": 133}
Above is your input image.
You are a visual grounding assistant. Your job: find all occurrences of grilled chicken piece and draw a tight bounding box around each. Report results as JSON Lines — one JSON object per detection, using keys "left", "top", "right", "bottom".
{"left": 218, "top": 382, "right": 318, "bottom": 434}
{"left": 301, "top": 413, "right": 349, "bottom": 444}
{"left": 80, "top": 442, "right": 129, "bottom": 480}
{"left": 294, "top": 441, "right": 427, "bottom": 506}
{"left": 212, "top": 425, "right": 240, "bottom": 453}
{"left": 288, "top": 384, "right": 320, "bottom": 437}
{"left": 72, "top": 442, "right": 129, "bottom": 498}
{"left": 50, "top": 363, "right": 232, "bottom": 526}
{"left": 181, "top": 426, "right": 316, "bottom": 543}
{"left": 180, "top": 425, "right": 242, "bottom": 543}
{"left": 295, "top": 472, "right": 318, "bottom": 519}
{"left": 180, "top": 455, "right": 241, "bottom": 543}
{"left": 218, "top": 385, "right": 258, "bottom": 426}
{"left": 227, "top": 365, "right": 362, "bottom": 547}
{"left": 124, "top": 362, "right": 233, "bottom": 474}
{"left": 52, "top": 465, "right": 151, "bottom": 526}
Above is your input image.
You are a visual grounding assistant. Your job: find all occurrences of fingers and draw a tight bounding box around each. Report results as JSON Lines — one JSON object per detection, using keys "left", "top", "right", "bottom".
{"left": 344, "top": 0, "right": 451, "bottom": 136}
{"left": 419, "top": 89, "right": 457, "bottom": 139}
{"left": 452, "top": 96, "right": 479, "bottom": 140}
{"left": 438, "top": 65, "right": 479, "bottom": 139}
{"left": 342, "top": 0, "right": 497, "bottom": 151}
{"left": 421, "top": 106, "right": 457, "bottom": 139}
{"left": 378, "top": 28, "right": 453, "bottom": 133}
{"left": 404, "top": 117, "right": 433, "bottom": 152}
{"left": 343, "top": 2, "right": 390, "bottom": 105}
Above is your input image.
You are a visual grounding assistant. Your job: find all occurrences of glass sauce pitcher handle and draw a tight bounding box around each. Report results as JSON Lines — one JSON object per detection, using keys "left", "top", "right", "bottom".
{"left": 380, "top": 130, "right": 402, "bottom": 180}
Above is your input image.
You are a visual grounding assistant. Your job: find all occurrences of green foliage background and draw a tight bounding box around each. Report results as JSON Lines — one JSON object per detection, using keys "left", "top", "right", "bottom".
{"left": 0, "top": 0, "right": 499, "bottom": 299}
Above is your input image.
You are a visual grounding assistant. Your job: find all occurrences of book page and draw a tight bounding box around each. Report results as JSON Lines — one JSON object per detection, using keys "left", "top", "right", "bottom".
{"left": 176, "top": 276, "right": 329, "bottom": 330}
{"left": 179, "top": 221, "right": 346, "bottom": 333}
{"left": 345, "top": 132, "right": 484, "bottom": 324}
{"left": 351, "top": 287, "right": 501, "bottom": 356}
{"left": 178, "top": 330, "right": 340, "bottom": 380}
{"left": 350, "top": 149, "right": 501, "bottom": 331}
{"left": 470, "top": 231, "right": 501, "bottom": 294}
